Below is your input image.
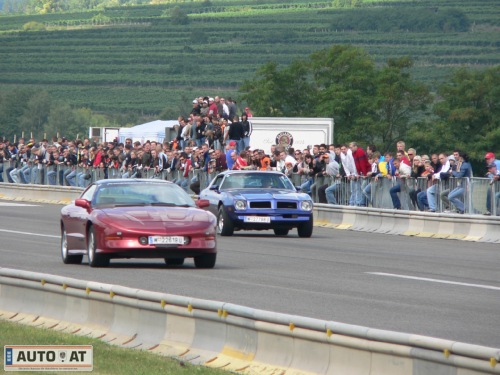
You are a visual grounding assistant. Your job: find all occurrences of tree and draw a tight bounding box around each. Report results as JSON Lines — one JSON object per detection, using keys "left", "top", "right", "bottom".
{"left": 170, "top": 6, "right": 189, "bottom": 25}
{"left": 371, "top": 57, "right": 432, "bottom": 152}
{"left": 18, "top": 90, "right": 51, "bottom": 140}
{"left": 433, "top": 66, "right": 500, "bottom": 159}
{"left": 239, "top": 60, "right": 315, "bottom": 117}
{"left": 310, "top": 45, "right": 377, "bottom": 145}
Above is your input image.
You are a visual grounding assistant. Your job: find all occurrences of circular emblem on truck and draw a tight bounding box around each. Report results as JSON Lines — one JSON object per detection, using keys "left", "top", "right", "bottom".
{"left": 275, "top": 131, "right": 294, "bottom": 148}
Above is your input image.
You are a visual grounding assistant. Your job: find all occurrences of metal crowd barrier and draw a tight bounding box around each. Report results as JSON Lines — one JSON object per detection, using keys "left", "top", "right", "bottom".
{"left": 1, "top": 163, "right": 499, "bottom": 216}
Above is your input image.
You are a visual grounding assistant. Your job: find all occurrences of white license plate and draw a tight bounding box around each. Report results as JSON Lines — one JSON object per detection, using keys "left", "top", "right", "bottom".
{"left": 149, "top": 236, "right": 185, "bottom": 245}
{"left": 244, "top": 216, "right": 271, "bottom": 223}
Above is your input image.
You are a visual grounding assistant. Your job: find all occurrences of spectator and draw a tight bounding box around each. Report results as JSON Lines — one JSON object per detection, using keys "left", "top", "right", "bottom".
{"left": 485, "top": 152, "right": 500, "bottom": 170}
{"left": 340, "top": 144, "right": 358, "bottom": 206}
{"left": 426, "top": 153, "right": 450, "bottom": 212}
{"left": 225, "top": 141, "right": 237, "bottom": 170}
{"left": 225, "top": 115, "right": 244, "bottom": 153}
{"left": 319, "top": 154, "right": 340, "bottom": 204}
{"left": 448, "top": 150, "right": 473, "bottom": 214}
{"left": 241, "top": 113, "right": 252, "bottom": 150}
{"left": 485, "top": 163, "right": 500, "bottom": 215}
{"left": 244, "top": 106, "right": 253, "bottom": 118}
{"left": 389, "top": 157, "right": 412, "bottom": 209}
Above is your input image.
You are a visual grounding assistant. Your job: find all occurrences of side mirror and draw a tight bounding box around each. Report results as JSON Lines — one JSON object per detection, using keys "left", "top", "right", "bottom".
{"left": 295, "top": 186, "right": 302, "bottom": 192}
{"left": 209, "top": 185, "right": 219, "bottom": 192}
{"left": 75, "top": 198, "right": 91, "bottom": 210}
{"left": 196, "top": 199, "right": 210, "bottom": 208}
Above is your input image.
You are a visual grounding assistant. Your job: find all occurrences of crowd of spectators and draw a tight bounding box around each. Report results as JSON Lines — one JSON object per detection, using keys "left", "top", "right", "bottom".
{"left": 1, "top": 95, "right": 499, "bottom": 215}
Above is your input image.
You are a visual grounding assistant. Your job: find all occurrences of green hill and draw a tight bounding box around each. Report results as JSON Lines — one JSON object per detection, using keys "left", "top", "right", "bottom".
{"left": 0, "top": 0, "right": 499, "bottom": 118}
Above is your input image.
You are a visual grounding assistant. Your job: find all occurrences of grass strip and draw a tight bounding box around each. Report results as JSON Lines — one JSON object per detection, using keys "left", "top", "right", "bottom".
{"left": 0, "top": 320, "right": 228, "bottom": 375}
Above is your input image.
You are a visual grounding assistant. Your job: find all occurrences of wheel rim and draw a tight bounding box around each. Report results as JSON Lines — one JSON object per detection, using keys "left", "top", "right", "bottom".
{"left": 61, "top": 230, "right": 68, "bottom": 258}
{"left": 217, "top": 213, "right": 224, "bottom": 233}
{"left": 88, "top": 231, "right": 94, "bottom": 262}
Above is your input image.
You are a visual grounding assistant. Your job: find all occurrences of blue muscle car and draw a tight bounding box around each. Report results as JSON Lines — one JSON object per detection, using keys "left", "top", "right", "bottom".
{"left": 199, "top": 170, "right": 314, "bottom": 237}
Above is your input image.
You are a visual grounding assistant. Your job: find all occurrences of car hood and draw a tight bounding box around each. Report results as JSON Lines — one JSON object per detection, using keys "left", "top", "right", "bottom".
{"left": 228, "top": 188, "right": 307, "bottom": 200}
{"left": 98, "top": 206, "right": 214, "bottom": 226}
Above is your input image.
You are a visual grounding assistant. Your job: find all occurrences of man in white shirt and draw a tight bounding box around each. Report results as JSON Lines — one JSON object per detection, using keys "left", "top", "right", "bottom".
{"left": 340, "top": 144, "right": 358, "bottom": 206}
{"left": 389, "top": 157, "right": 412, "bottom": 209}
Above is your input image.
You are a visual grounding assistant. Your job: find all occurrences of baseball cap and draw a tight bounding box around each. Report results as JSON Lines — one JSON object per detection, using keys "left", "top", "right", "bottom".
{"left": 229, "top": 141, "right": 236, "bottom": 147}
{"left": 192, "top": 99, "right": 198, "bottom": 104}
{"left": 485, "top": 152, "right": 495, "bottom": 159}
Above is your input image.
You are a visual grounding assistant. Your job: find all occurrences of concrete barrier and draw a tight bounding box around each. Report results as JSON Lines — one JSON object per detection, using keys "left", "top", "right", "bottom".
{"left": 314, "top": 204, "right": 500, "bottom": 243}
{"left": 0, "top": 182, "right": 82, "bottom": 204}
{"left": 0, "top": 268, "right": 499, "bottom": 374}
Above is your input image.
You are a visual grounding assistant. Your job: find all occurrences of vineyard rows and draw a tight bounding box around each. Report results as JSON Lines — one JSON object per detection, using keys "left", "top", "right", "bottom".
{"left": 0, "top": 0, "right": 498, "bottom": 114}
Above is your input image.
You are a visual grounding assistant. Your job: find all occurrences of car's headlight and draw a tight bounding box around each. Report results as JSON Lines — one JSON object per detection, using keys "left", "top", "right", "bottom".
{"left": 301, "top": 200, "right": 313, "bottom": 211}
{"left": 234, "top": 199, "right": 247, "bottom": 210}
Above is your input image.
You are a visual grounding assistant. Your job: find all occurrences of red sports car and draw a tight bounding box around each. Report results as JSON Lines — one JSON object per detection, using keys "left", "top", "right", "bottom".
{"left": 60, "top": 179, "right": 217, "bottom": 268}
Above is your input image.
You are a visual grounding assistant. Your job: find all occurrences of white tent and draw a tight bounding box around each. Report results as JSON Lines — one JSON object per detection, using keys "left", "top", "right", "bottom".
{"left": 119, "top": 120, "right": 178, "bottom": 144}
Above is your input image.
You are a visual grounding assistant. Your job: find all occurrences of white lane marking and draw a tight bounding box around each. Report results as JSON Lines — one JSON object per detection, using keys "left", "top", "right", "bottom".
{"left": 367, "top": 272, "right": 500, "bottom": 291}
{"left": 0, "top": 228, "right": 59, "bottom": 238}
{"left": 0, "top": 202, "right": 40, "bottom": 207}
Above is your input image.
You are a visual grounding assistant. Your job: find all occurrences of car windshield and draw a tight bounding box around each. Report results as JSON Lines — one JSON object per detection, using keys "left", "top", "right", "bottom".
{"left": 93, "top": 182, "right": 196, "bottom": 207}
{"left": 220, "top": 173, "right": 295, "bottom": 190}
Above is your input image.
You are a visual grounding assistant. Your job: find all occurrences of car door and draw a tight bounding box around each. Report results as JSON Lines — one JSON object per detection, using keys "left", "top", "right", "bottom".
{"left": 65, "top": 184, "right": 96, "bottom": 250}
{"left": 200, "top": 174, "right": 225, "bottom": 216}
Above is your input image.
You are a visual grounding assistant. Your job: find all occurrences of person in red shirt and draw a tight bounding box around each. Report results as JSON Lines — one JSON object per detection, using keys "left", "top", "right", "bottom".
{"left": 244, "top": 107, "right": 253, "bottom": 118}
{"left": 349, "top": 142, "right": 371, "bottom": 206}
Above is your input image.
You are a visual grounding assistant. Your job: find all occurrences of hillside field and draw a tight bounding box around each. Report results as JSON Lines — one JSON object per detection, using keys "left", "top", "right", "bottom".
{"left": 0, "top": 0, "right": 499, "bottom": 117}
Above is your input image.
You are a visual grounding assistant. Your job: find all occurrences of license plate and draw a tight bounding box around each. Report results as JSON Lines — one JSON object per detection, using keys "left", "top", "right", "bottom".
{"left": 149, "top": 236, "right": 185, "bottom": 245}
{"left": 244, "top": 216, "right": 271, "bottom": 223}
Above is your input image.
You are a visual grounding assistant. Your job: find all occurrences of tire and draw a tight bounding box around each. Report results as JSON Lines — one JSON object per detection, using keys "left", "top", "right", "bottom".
{"left": 297, "top": 217, "right": 313, "bottom": 238}
{"left": 194, "top": 253, "right": 216, "bottom": 269}
{"left": 217, "top": 206, "right": 234, "bottom": 236}
{"left": 164, "top": 258, "right": 185, "bottom": 266}
{"left": 61, "top": 226, "right": 83, "bottom": 265}
{"left": 87, "top": 226, "right": 110, "bottom": 267}
{"left": 273, "top": 228, "right": 289, "bottom": 236}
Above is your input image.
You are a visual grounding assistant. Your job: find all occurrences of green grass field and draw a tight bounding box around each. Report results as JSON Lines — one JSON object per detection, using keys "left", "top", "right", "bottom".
{"left": 0, "top": 320, "right": 228, "bottom": 375}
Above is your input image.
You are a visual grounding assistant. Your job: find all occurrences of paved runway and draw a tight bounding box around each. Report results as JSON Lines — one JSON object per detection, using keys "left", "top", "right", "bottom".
{"left": 1, "top": 200, "right": 499, "bottom": 348}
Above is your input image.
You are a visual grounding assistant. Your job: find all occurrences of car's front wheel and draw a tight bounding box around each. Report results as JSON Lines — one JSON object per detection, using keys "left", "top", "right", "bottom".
{"left": 273, "top": 228, "right": 289, "bottom": 236}
{"left": 165, "top": 258, "right": 184, "bottom": 266}
{"left": 61, "top": 226, "right": 83, "bottom": 264}
{"left": 297, "top": 218, "right": 313, "bottom": 238}
{"left": 217, "top": 206, "right": 234, "bottom": 236}
{"left": 87, "top": 226, "right": 110, "bottom": 267}
{"left": 194, "top": 253, "right": 216, "bottom": 269}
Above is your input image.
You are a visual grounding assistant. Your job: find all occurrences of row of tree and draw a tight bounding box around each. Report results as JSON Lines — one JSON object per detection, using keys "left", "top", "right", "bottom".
{"left": 239, "top": 45, "right": 499, "bottom": 161}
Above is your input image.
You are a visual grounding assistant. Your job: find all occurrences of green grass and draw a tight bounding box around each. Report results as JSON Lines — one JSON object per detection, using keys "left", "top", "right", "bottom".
{"left": 0, "top": 320, "right": 228, "bottom": 375}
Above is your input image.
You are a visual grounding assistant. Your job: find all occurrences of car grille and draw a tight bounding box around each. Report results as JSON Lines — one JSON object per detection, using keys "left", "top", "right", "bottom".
{"left": 249, "top": 201, "right": 298, "bottom": 209}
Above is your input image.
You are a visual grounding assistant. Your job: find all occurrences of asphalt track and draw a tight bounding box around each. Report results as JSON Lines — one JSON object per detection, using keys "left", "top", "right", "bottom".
{"left": 0, "top": 200, "right": 499, "bottom": 348}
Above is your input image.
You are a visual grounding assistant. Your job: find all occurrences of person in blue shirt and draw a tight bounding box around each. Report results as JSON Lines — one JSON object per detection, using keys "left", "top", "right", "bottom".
{"left": 448, "top": 150, "right": 473, "bottom": 214}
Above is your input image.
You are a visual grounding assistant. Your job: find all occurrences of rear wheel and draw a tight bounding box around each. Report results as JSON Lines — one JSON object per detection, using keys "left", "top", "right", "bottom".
{"left": 297, "top": 218, "right": 313, "bottom": 238}
{"left": 164, "top": 258, "right": 185, "bottom": 266}
{"left": 61, "top": 226, "right": 83, "bottom": 264}
{"left": 194, "top": 253, "right": 216, "bottom": 269}
{"left": 87, "top": 226, "right": 110, "bottom": 267}
{"left": 217, "top": 206, "right": 234, "bottom": 236}
{"left": 273, "top": 228, "right": 289, "bottom": 236}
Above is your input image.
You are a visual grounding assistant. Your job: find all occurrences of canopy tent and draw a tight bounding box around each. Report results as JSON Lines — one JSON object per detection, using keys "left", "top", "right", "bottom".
{"left": 118, "top": 120, "right": 178, "bottom": 144}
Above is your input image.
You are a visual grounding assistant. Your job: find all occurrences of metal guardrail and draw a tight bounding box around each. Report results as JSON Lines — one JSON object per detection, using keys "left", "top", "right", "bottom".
{"left": 2, "top": 161, "right": 499, "bottom": 216}
{"left": 0, "top": 268, "right": 498, "bottom": 374}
